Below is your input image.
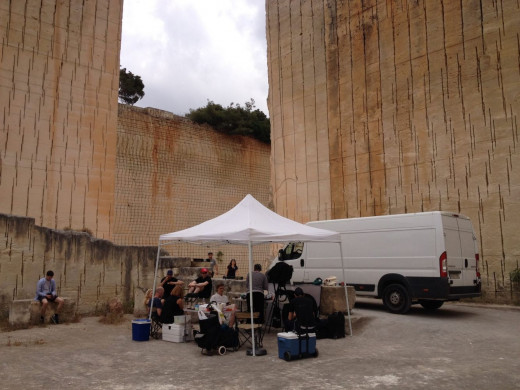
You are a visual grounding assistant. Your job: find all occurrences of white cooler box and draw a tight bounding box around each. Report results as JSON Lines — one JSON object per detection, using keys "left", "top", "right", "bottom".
{"left": 163, "top": 323, "right": 191, "bottom": 343}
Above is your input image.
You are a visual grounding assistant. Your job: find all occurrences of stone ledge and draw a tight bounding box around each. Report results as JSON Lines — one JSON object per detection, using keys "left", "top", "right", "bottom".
{"left": 9, "top": 298, "right": 76, "bottom": 326}
{"left": 319, "top": 286, "right": 356, "bottom": 315}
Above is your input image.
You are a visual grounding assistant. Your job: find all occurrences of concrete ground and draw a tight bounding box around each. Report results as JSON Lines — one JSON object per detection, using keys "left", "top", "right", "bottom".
{"left": 1, "top": 299, "right": 519, "bottom": 390}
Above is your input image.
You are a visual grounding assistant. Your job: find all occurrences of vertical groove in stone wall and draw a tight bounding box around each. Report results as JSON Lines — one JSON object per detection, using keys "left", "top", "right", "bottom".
{"left": 0, "top": 0, "right": 122, "bottom": 240}
{"left": 268, "top": 0, "right": 333, "bottom": 222}
{"left": 267, "top": 0, "right": 520, "bottom": 299}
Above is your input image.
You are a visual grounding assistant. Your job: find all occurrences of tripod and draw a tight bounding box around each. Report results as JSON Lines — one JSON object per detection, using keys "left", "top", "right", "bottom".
{"left": 267, "top": 281, "right": 291, "bottom": 333}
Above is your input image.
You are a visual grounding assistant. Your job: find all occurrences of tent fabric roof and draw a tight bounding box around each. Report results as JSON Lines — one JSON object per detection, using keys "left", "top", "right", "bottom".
{"left": 159, "top": 194, "right": 340, "bottom": 245}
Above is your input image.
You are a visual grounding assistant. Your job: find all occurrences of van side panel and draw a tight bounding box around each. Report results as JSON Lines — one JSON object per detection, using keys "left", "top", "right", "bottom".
{"left": 272, "top": 212, "right": 481, "bottom": 310}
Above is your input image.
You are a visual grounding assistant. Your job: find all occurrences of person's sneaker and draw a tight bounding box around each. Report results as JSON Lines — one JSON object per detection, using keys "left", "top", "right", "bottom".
{"left": 40, "top": 316, "right": 44, "bottom": 324}
{"left": 51, "top": 314, "right": 59, "bottom": 324}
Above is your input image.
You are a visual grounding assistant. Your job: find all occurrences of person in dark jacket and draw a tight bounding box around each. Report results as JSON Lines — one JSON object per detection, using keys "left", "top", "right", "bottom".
{"left": 161, "top": 285, "right": 185, "bottom": 324}
{"left": 226, "top": 259, "right": 238, "bottom": 279}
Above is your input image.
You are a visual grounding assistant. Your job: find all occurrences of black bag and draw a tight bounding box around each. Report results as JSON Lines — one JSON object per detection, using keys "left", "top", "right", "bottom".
{"left": 219, "top": 326, "right": 239, "bottom": 349}
{"left": 267, "top": 262, "right": 293, "bottom": 284}
{"left": 327, "top": 312, "right": 345, "bottom": 339}
{"left": 316, "top": 318, "right": 330, "bottom": 339}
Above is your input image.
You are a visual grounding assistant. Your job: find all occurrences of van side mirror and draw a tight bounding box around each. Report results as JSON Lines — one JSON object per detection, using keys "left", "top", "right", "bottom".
{"left": 278, "top": 249, "right": 284, "bottom": 260}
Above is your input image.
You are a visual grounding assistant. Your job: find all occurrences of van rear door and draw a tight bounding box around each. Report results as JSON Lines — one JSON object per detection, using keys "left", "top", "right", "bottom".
{"left": 441, "top": 214, "right": 479, "bottom": 290}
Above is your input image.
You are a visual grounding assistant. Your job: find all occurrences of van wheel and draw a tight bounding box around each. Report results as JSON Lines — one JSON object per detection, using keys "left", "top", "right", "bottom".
{"left": 383, "top": 284, "right": 411, "bottom": 314}
{"left": 419, "top": 300, "right": 444, "bottom": 310}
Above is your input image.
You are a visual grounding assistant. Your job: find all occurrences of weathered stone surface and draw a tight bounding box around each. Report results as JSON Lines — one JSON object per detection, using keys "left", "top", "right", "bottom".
{"left": 0, "top": 1, "right": 273, "bottom": 289}
{"left": 320, "top": 286, "right": 356, "bottom": 315}
{"left": 9, "top": 298, "right": 76, "bottom": 326}
{"left": 0, "top": 0, "right": 122, "bottom": 241}
{"left": 267, "top": 0, "right": 520, "bottom": 302}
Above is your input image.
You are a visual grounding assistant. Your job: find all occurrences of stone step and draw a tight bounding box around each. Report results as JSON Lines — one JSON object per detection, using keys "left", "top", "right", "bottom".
{"left": 158, "top": 257, "right": 192, "bottom": 268}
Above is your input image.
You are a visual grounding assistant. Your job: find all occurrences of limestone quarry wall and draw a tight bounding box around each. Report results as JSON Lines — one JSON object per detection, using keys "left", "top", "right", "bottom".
{"left": 114, "top": 105, "right": 273, "bottom": 274}
{"left": 0, "top": 0, "right": 273, "bottom": 317}
{"left": 115, "top": 105, "right": 271, "bottom": 247}
{"left": 0, "top": 0, "right": 122, "bottom": 240}
{"left": 0, "top": 213, "right": 157, "bottom": 318}
{"left": 267, "top": 0, "right": 520, "bottom": 301}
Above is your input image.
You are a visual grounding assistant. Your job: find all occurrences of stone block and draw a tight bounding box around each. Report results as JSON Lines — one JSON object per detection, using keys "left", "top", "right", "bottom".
{"left": 319, "top": 286, "right": 356, "bottom": 315}
{"left": 133, "top": 288, "right": 149, "bottom": 317}
{"left": 9, "top": 298, "right": 76, "bottom": 326}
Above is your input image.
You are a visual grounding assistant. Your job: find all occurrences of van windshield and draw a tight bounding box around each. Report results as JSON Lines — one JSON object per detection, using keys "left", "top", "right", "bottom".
{"left": 279, "top": 242, "right": 304, "bottom": 260}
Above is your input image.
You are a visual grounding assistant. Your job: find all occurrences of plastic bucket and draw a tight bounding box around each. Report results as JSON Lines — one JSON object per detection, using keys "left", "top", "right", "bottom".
{"left": 132, "top": 319, "right": 151, "bottom": 341}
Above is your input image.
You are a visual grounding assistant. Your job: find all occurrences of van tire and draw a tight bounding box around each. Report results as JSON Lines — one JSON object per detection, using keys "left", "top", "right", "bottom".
{"left": 419, "top": 300, "right": 444, "bottom": 310}
{"left": 383, "top": 284, "right": 411, "bottom": 314}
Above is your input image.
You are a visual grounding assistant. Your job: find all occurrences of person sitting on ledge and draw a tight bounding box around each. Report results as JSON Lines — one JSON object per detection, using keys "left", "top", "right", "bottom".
{"left": 159, "top": 269, "right": 184, "bottom": 298}
{"left": 35, "top": 270, "right": 64, "bottom": 324}
{"left": 186, "top": 268, "right": 212, "bottom": 300}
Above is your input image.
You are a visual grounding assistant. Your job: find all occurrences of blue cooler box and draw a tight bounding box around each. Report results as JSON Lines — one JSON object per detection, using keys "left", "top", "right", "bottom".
{"left": 277, "top": 332, "right": 316, "bottom": 359}
{"left": 132, "top": 319, "right": 151, "bottom": 341}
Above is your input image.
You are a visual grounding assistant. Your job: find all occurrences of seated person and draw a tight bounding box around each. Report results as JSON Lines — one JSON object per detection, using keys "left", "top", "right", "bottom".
{"left": 143, "top": 288, "right": 153, "bottom": 307}
{"left": 187, "top": 268, "right": 212, "bottom": 299}
{"left": 147, "top": 287, "right": 165, "bottom": 318}
{"left": 245, "top": 264, "right": 268, "bottom": 323}
{"left": 159, "top": 269, "right": 184, "bottom": 298}
{"left": 210, "top": 283, "right": 235, "bottom": 327}
{"left": 35, "top": 270, "right": 65, "bottom": 324}
{"left": 161, "top": 285, "right": 185, "bottom": 324}
{"left": 285, "top": 287, "right": 318, "bottom": 333}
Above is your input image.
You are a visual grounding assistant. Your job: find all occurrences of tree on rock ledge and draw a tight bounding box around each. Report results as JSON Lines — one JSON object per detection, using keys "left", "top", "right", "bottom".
{"left": 119, "top": 67, "right": 145, "bottom": 105}
{"left": 186, "top": 99, "right": 270, "bottom": 144}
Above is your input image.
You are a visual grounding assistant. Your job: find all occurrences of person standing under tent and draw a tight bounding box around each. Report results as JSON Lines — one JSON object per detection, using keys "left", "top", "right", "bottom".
{"left": 207, "top": 252, "right": 219, "bottom": 277}
{"left": 226, "top": 259, "right": 238, "bottom": 279}
{"left": 245, "top": 264, "right": 269, "bottom": 324}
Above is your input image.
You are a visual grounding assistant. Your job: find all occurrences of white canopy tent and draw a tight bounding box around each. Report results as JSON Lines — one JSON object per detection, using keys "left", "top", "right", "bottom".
{"left": 153, "top": 194, "right": 352, "bottom": 355}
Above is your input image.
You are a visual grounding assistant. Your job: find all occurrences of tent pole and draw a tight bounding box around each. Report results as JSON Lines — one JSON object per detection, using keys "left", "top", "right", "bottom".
{"left": 339, "top": 242, "right": 353, "bottom": 336}
{"left": 150, "top": 241, "right": 162, "bottom": 320}
{"left": 247, "top": 241, "right": 255, "bottom": 356}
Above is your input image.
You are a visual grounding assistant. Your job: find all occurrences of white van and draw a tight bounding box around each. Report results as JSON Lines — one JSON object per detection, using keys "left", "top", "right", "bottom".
{"left": 271, "top": 212, "right": 481, "bottom": 314}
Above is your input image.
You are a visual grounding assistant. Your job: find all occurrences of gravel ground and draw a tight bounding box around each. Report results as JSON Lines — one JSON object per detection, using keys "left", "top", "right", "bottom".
{"left": 1, "top": 300, "right": 519, "bottom": 390}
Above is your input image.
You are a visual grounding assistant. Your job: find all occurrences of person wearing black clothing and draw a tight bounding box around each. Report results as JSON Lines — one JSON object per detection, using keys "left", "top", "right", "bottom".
{"left": 285, "top": 287, "right": 317, "bottom": 333}
{"left": 187, "top": 268, "right": 212, "bottom": 299}
{"left": 226, "top": 259, "right": 238, "bottom": 279}
{"left": 161, "top": 285, "right": 185, "bottom": 324}
{"left": 159, "top": 269, "right": 184, "bottom": 298}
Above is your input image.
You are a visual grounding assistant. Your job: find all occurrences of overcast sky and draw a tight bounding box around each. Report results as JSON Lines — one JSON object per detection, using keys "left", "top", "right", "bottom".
{"left": 120, "top": 0, "right": 269, "bottom": 117}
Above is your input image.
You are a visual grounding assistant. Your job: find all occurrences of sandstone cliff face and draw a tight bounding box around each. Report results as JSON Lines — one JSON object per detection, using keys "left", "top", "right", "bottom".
{"left": 267, "top": 0, "right": 520, "bottom": 300}
{"left": 0, "top": 1, "right": 273, "bottom": 315}
{"left": 0, "top": 0, "right": 122, "bottom": 240}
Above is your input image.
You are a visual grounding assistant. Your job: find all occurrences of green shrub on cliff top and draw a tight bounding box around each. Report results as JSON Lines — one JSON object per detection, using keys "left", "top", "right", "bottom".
{"left": 186, "top": 99, "right": 270, "bottom": 144}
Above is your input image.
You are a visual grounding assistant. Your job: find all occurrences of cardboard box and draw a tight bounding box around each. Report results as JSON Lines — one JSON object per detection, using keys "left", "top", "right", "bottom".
{"left": 277, "top": 332, "right": 316, "bottom": 360}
